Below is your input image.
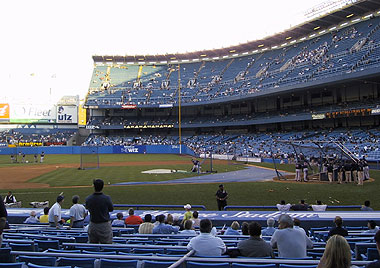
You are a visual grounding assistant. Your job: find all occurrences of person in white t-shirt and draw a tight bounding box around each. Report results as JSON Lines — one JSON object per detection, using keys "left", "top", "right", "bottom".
{"left": 69, "top": 195, "right": 87, "bottom": 229}
{"left": 276, "top": 200, "right": 291, "bottom": 212}
{"left": 312, "top": 200, "right": 327, "bottom": 211}
{"left": 48, "top": 195, "right": 64, "bottom": 228}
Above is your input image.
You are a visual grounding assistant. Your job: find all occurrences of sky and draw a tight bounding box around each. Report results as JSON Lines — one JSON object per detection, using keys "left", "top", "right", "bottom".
{"left": 0, "top": 0, "right": 328, "bottom": 104}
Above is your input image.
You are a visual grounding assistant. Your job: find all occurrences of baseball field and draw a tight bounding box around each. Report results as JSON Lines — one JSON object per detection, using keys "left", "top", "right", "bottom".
{"left": 0, "top": 154, "right": 379, "bottom": 210}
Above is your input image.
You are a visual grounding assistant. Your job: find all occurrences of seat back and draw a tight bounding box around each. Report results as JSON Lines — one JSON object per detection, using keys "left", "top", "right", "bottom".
{"left": 57, "top": 257, "right": 96, "bottom": 268}
{"left": 0, "top": 247, "right": 12, "bottom": 263}
{"left": 279, "top": 265, "right": 317, "bottom": 268}
{"left": 18, "top": 255, "right": 56, "bottom": 266}
{"left": 367, "top": 247, "right": 380, "bottom": 261}
{"left": 187, "top": 261, "right": 230, "bottom": 268}
{"left": 99, "top": 259, "right": 138, "bottom": 268}
{"left": 9, "top": 242, "right": 35, "bottom": 252}
{"left": 35, "top": 239, "right": 60, "bottom": 251}
{"left": 0, "top": 263, "right": 24, "bottom": 267}
{"left": 232, "top": 264, "right": 277, "bottom": 268}
{"left": 143, "top": 260, "right": 175, "bottom": 268}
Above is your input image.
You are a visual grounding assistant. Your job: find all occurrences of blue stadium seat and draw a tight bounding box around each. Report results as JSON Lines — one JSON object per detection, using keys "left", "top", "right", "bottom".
{"left": 142, "top": 260, "right": 175, "bottom": 268}
{"left": 28, "top": 264, "right": 71, "bottom": 268}
{"left": 187, "top": 261, "right": 230, "bottom": 268}
{"left": 34, "top": 239, "right": 60, "bottom": 251}
{"left": 99, "top": 259, "right": 138, "bottom": 268}
{"left": 18, "top": 255, "right": 56, "bottom": 266}
{"left": 102, "top": 246, "right": 131, "bottom": 253}
{"left": 279, "top": 265, "right": 317, "bottom": 268}
{"left": 133, "top": 248, "right": 165, "bottom": 254}
{"left": 0, "top": 263, "right": 24, "bottom": 267}
{"left": 231, "top": 264, "right": 277, "bottom": 268}
{"left": 57, "top": 257, "right": 96, "bottom": 268}
{"left": 46, "top": 249, "right": 81, "bottom": 253}
{"left": 9, "top": 242, "right": 35, "bottom": 252}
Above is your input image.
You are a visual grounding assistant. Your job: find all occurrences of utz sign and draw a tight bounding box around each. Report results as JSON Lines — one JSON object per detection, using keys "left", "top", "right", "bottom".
{"left": 0, "top": 104, "right": 10, "bottom": 119}
{"left": 56, "top": 106, "right": 78, "bottom": 124}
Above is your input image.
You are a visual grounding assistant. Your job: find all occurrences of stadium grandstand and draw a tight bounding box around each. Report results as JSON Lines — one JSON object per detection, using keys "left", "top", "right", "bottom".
{"left": 84, "top": 0, "right": 380, "bottom": 165}
{"left": 3, "top": 1, "right": 380, "bottom": 268}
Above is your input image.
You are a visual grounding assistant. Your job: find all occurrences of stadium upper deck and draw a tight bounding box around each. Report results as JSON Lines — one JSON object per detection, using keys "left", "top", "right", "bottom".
{"left": 85, "top": 2, "right": 380, "bottom": 108}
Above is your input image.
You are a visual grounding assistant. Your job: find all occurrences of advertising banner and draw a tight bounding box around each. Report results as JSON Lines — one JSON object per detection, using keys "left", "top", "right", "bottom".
{"left": 10, "top": 104, "right": 56, "bottom": 123}
{"left": 113, "top": 145, "right": 146, "bottom": 154}
{"left": 56, "top": 106, "right": 78, "bottom": 124}
{"left": 0, "top": 104, "right": 10, "bottom": 121}
{"left": 78, "top": 105, "right": 87, "bottom": 126}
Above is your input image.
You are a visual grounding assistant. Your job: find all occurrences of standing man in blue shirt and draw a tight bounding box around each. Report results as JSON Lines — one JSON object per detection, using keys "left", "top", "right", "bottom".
{"left": 85, "top": 179, "right": 114, "bottom": 243}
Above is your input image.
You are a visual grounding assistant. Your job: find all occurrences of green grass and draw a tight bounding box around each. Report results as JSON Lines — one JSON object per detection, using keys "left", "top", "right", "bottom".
{"left": 1, "top": 155, "right": 379, "bottom": 211}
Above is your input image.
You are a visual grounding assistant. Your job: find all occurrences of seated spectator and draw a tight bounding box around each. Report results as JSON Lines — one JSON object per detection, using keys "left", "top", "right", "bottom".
{"left": 364, "top": 220, "right": 379, "bottom": 234}
{"left": 224, "top": 221, "right": 240, "bottom": 235}
{"left": 328, "top": 216, "right": 348, "bottom": 237}
{"left": 317, "top": 235, "right": 358, "bottom": 268}
{"left": 291, "top": 199, "right": 309, "bottom": 211}
{"left": 262, "top": 217, "right": 276, "bottom": 236}
{"left": 166, "top": 213, "right": 174, "bottom": 225}
{"left": 238, "top": 221, "right": 274, "bottom": 258}
{"left": 182, "top": 204, "right": 193, "bottom": 224}
{"left": 124, "top": 208, "right": 143, "bottom": 225}
{"left": 181, "top": 220, "right": 197, "bottom": 235}
{"left": 24, "top": 211, "right": 39, "bottom": 224}
{"left": 361, "top": 200, "right": 374, "bottom": 211}
{"left": 270, "top": 214, "right": 313, "bottom": 258}
{"left": 153, "top": 214, "right": 179, "bottom": 234}
{"left": 293, "top": 218, "right": 306, "bottom": 235}
{"left": 187, "top": 219, "right": 226, "bottom": 256}
{"left": 112, "top": 212, "right": 125, "bottom": 227}
{"left": 192, "top": 211, "right": 200, "bottom": 228}
{"left": 138, "top": 214, "right": 154, "bottom": 234}
{"left": 366, "top": 230, "right": 380, "bottom": 268}
{"left": 241, "top": 221, "right": 249, "bottom": 235}
{"left": 312, "top": 200, "right": 327, "bottom": 211}
{"left": 39, "top": 207, "right": 49, "bottom": 223}
{"left": 276, "top": 200, "right": 291, "bottom": 212}
{"left": 4, "top": 191, "right": 17, "bottom": 205}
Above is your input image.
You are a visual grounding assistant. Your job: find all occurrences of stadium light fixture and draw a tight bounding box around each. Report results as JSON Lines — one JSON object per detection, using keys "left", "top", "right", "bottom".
{"left": 192, "top": 59, "right": 200, "bottom": 62}
{"left": 213, "top": 56, "right": 220, "bottom": 60}
{"left": 300, "top": 37, "right": 306, "bottom": 41}
{"left": 363, "top": 14, "right": 373, "bottom": 19}
{"left": 258, "top": 44, "right": 264, "bottom": 47}
{"left": 346, "top": 13, "right": 354, "bottom": 18}
{"left": 138, "top": 58, "right": 145, "bottom": 61}
{"left": 319, "top": 30, "right": 326, "bottom": 34}
{"left": 351, "top": 18, "right": 360, "bottom": 23}
{"left": 138, "top": 62, "right": 146, "bottom": 65}
{"left": 200, "top": 54, "right": 207, "bottom": 57}
{"left": 182, "top": 59, "right": 189, "bottom": 62}
{"left": 286, "top": 37, "right": 292, "bottom": 40}
{"left": 261, "top": 48, "right": 268, "bottom": 51}
{"left": 229, "top": 50, "right": 236, "bottom": 53}
{"left": 170, "top": 57, "right": 176, "bottom": 60}
{"left": 252, "top": 50, "right": 258, "bottom": 53}
{"left": 149, "top": 62, "right": 156, "bottom": 64}
{"left": 340, "top": 22, "right": 348, "bottom": 27}
{"left": 290, "top": 40, "right": 296, "bottom": 44}
{"left": 329, "top": 26, "right": 337, "bottom": 31}
{"left": 309, "top": 34, "right": 316, "bottom": 38}
{"left": 222, "top": 55, "right": 229, "bottom": 58}
{"left": 160, "top": 61, "right": 167, "bottom": 64}
{"left": 203, "top": 57, "right": 209, "bottom": 60}
{"left": 106, "top": 58, "right": 113, "bottom": 61}
{"left": 127, "top": 62, "right": 134, "bottom": 64}
{"left": 232, "top": 53, "right": 239, "bottom": 57}
{"left": 281, "top": 43, "right": 287, "bottom": 46}
{"left": 313, "top": 26, "right": 320, "bottom": 30}
{"left": 171, "top": 60, "right": 179, "bottom": 63}
{"left": 242, "top": 52, "right": 249, "bottom": 55}
{"left": 271, "top": 45, "right": 278, "bottom": 49}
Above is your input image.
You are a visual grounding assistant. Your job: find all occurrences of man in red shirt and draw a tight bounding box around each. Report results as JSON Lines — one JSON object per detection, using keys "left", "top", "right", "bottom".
{"left": 124, "top": 208, "right": 143, "bottom": 225}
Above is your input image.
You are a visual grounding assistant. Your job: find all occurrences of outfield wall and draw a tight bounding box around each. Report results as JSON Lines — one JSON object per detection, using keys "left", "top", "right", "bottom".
{"left": 0, "top": 145, "right": 195, "bottom": 156}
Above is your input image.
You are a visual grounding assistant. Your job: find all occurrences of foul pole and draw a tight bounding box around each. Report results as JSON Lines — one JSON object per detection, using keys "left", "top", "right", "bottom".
{"left": 178, "top": 64, "right": 182, "bottom": 154}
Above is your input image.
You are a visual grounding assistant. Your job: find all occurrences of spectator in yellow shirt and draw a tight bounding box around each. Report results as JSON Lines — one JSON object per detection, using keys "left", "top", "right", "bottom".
{"left": 39, "top": 207, "right": 49, "bottom": 223}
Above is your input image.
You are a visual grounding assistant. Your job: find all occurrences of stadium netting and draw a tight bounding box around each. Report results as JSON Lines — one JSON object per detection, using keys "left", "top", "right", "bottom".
{"left": 79, "top": 146, "right": 99, "bottom": 170}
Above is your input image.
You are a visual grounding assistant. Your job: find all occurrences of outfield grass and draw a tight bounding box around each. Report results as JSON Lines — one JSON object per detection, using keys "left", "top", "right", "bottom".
{"left": 1, "top": 155, "right": 379, "bottom": 211}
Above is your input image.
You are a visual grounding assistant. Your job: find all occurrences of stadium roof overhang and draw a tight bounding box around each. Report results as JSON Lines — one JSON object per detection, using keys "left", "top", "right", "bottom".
{"left": 92, "top": 0, "right": 380, "bottom": 64}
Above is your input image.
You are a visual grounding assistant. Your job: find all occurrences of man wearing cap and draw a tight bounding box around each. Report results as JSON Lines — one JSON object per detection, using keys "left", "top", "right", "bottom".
{"left": 48, "top": 195, "right": 64, "bottom": 228}
{"left": 85, "top": 179, "right": 114, "bottom": 243}
{"left": 216, "top": 184, "right": 228, "bottom": 211}
{"left": 270, "top": 214, "right": 313, "bottom": 258}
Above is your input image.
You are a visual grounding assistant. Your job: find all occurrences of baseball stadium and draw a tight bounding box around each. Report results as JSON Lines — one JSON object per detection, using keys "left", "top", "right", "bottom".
{"left": 1, "top": 0, "right": 380, "bottom": 267}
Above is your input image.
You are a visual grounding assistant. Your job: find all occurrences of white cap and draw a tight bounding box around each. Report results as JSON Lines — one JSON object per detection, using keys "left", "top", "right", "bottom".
{"left": 184, "top": 204, "right": 191, "bottom": 210}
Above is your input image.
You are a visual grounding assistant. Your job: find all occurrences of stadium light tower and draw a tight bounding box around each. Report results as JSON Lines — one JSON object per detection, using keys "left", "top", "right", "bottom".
{"left": 178, "top": 64, "right": 182, "bottom": 154}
